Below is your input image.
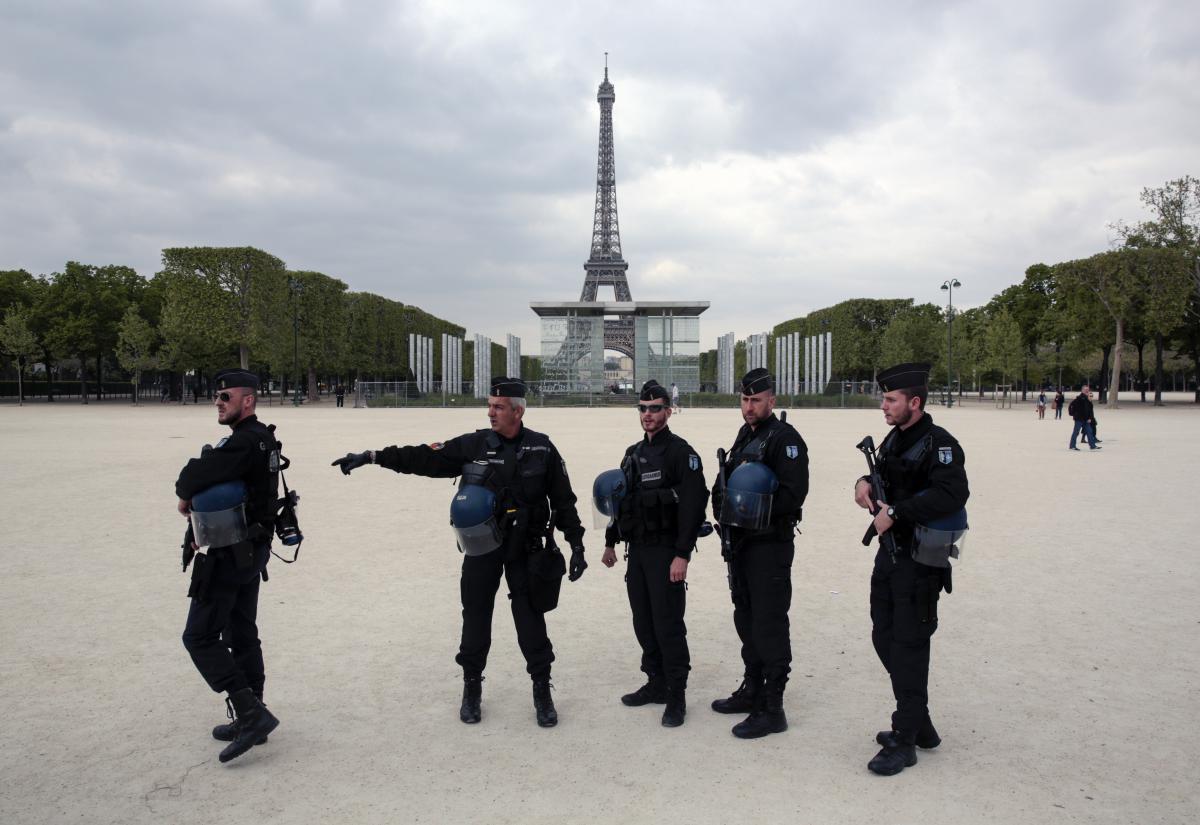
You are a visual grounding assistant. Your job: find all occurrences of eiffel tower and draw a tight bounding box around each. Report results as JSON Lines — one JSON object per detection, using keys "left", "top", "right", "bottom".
{"left": 582, "top": 58, "right": 635, "bottom": 357}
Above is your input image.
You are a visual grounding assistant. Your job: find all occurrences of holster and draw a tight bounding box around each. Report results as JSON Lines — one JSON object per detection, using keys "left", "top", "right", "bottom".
{"left": 527, "top": 545, "right": 566, "bottom": 613}
{"left": 187, "top": 552, "right": 214, "bottom": 600}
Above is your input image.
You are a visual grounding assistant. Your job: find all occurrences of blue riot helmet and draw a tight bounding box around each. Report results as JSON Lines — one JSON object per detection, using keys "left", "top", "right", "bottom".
{"left": 450, "top": 484, "right": 503, "bottom": 556}
{"left": 592, "top": 468, "right": 627, "bottom": 529}
{"left": 189, "top": 479, "right": 249, "bottom": 548}
{"left": 913, "top": 507, "right": 969, "bottom": 567}
{"left": 720, "top": 461, "right": 779, "bottom": 529}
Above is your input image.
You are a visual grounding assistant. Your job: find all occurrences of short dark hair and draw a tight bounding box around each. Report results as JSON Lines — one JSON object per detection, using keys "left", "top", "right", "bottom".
{"left": 897, "top": 386, "right": 928, "bottom": 410}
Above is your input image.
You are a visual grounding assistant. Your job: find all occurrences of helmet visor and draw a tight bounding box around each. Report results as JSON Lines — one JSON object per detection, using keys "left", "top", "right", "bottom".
{"left": 454, "top": 517, "right": 503, "bottom": 557}
{"left": 912, "top": 525, "right": 967, "bottom": 567}
{"left": 719, "top": 489, "right": 774, "bottom": 530}
{"left": 190, "top": 504, "right": 248, "bottom": 549}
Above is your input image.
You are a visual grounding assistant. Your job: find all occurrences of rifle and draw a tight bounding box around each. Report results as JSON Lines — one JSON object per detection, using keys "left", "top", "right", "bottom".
{"left": 715, "top": 448, "right": 733, "bottom": 562}
{"left": 856, "top": 436, "right": 898, "bottom": 562}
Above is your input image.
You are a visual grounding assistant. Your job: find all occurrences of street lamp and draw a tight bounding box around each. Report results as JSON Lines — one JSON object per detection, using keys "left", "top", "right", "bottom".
{"left": 289, "top": 277, "right": 304, "bottom": 406}
{"left": 940, "top": 279, "right": 961, "bottom": 406}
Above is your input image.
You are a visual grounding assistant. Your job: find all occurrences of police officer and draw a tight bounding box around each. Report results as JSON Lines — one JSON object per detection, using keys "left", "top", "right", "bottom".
{"left": 175, "top": 368, "right": 282, "bottom": 763}
{"left": 332, "top": 377, "right": 587, "bottom": 728}
{"left": 599, "top": 380, "right": 708, "bottom": 727}
{"left": 710, "top": 368, "right": 808, "bottom": 739}
{"left": 853, "top": 363, "right": 970, "bottom": 776}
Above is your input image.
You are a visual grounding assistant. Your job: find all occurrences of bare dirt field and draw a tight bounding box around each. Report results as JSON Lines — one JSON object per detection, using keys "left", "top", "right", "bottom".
{"left": 1, "top": 398, "right": 1197, "bottom": 825}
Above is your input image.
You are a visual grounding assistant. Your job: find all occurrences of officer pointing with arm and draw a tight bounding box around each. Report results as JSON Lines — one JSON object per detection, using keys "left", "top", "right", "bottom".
{"left": 332, "top": 377, "right": 586, "bottom": 728}
{"left": 597, "top": 380, "right": 708, "bottom": 727}
{"left": 853, "top": 363, "right": 970, "bottom": 776}
{"left": 175, "top": 368, "right": 282, "bottom": 764}
{"left": 710, "top": 368, "right": 808, "bottom": 739}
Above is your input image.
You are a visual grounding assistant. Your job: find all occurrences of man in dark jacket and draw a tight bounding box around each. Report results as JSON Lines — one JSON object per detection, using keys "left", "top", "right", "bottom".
{"left": 176, "top": 368, "right": 282, "bottom": 764}
{"left": 332, "top": 377, "right": 587, "bottom": 728}
{"left": 1068, "top": 384, "right": 1100, "bottom": 450}
{"left": 601, "top": 380, "right": 708, "bottom": 727}
{"left": 853, "top": 362, "right": 970, "bottom": 776}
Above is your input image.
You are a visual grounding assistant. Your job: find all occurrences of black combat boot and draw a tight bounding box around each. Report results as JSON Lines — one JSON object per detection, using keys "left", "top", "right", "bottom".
{"left": 731, "top": 679, "right": 787, "bottom": 739}
{"left": 219, "top": 688, "right": 279, "bottom": 763}
{"left": 532, "top": 678, "right": 558, "bottom": 728}
{"left": 868, "top": 732, "right": 918, "bottom": 776}
{"left": 212, "top": 691, "right": 269, "bottom": 744}
{"left": 876, "top": 719, "right": 940, "bottom": 750}
{"left": 621, "top": 674, "right": 668, "bottom": 707}
{"left": 460, "top": 675, "right": 483, "bottom": 724}
{"left": 661, "top": 685, "right": 686, "bottom": 728}
{"left": 711, "top": 674, "right": 762, "bottom": 714}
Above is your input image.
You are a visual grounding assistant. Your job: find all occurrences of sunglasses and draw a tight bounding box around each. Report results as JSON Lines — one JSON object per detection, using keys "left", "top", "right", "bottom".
{"left": 217, "top": 391, "right": 235, "bottom": 402}
{"left": 637, "top": 403, "right": 666, "bottom": 414}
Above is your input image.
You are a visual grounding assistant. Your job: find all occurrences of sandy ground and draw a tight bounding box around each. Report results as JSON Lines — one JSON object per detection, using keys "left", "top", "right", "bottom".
{"left": 1, "top": 398, "right": 1197, "bottom": 825}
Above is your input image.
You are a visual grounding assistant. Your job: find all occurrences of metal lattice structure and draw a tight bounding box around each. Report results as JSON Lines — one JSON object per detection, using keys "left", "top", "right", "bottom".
{"left": 580, "top": 59, "right": 635, "bottom": 357}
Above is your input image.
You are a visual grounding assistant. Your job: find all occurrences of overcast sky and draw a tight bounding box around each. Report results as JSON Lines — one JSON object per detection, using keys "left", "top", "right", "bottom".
{"left": 2, "top": 0, "right": 1197, "bottom": 352}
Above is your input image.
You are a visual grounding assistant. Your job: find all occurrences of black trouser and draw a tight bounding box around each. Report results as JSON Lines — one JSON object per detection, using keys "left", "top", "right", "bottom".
{"left": 870, "top": 547, "right": 942, "bottom": 735}
{"left": 626, "top": 542, "right": 689, "bottom": 687}
{"left": 455, "top": 534, "right": 553, "bottom": 679}
{"left": 729, "top": 536, "right": 794, "bottom": 683}
{"left": 336, "top": 395, "right": 344, "bottom": 407}
{"left": 182, "top": 543, "right": 270, "bottom": 696}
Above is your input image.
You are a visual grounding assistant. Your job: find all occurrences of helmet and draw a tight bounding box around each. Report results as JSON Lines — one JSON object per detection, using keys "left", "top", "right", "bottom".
{"left": 913, "top": 507, "right": 969, "bottom": 567}
{"left": 592, "top": 468, "right": 627, "bottom": 529}
{"left": 189, "top": 479, "right": 249, "bottom": 548}
{"left": 719, "top": 461, "right": 779, "bottom": 529}
{"left": 450, "top": 484, "right": 503, "bottom": 556}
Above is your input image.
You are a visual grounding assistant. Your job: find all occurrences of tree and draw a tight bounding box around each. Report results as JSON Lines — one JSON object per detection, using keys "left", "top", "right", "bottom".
{"left": 985, "top": 308, "right": 1023, "bottom": 386}
{"left": 115, "top": 306, "right": 158, "bottom": 404}
{"left": 878, "top": 303, "right": 944, "bottom": 373}
{"left": 0, "top": 306, "right": 39, "bottom": 405}
{"left": 160, "top": 247, "right": 288, "bottom": 370}
{"left": 1055, "top": 251, "right": 1140, "bottom": 407}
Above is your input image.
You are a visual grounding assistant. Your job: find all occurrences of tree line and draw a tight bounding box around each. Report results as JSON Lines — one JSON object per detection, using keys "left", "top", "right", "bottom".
{"left": 0, "top": 247, "right": 467, "bottom": 403}
{"left": 700, "top": 176, "right": 1200, "bottom": 406}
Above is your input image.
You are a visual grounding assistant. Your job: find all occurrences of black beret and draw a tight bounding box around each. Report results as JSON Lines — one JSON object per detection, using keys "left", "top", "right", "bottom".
{"left": 214, "top": 368, "right": 259, "bottom": 391}
{"left": 639, "top": 380, "right": 670, "bottom": 402}
{"left": 489, "top": 376, "right": 527, "bottom": 398}
{"left": 877, "top": 362, "right": 930, "bottom": 392}
{"left": 741, "top": 368, "right": 775, "bottom": 395}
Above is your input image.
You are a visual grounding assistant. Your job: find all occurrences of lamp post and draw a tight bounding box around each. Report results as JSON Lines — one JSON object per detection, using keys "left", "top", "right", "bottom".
{"left": 940, "top": 279, "right": 961, "bottom": 407}
{"left": 289, "top": 276, "right": 304, "bottom": 406}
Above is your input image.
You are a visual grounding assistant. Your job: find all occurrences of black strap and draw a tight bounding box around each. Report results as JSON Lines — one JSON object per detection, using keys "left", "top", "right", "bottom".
{"left": 270, "top": 470, "right": 301, "bottom": 564}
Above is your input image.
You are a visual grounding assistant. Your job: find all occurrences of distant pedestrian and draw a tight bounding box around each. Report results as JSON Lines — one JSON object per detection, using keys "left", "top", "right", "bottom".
{"left": 1036, "top": 391, "right": 1046, "bottom": 420}
{"left": 335, "top": 383, "right": 345, "bottom": 408}
{"left": 1068, "top": 385, "right": 1100, "bottom": 451}
{"left": 671, "top": 383, "right": 680, "bottom": 413}
{"left": 1053, "top": 390, "right": 1064, "bottom": 420}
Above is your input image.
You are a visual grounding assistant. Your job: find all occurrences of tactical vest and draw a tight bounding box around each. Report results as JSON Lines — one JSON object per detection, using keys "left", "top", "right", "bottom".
{"left": 877, "top": 429, "right": 933, "bottom": 543}
{"left": 217, "top": 420, "right": 281, "bottom": 531}
{"left": 616, "top": 442, "right": 680, "bottom": 542}
{"left": 459, "top": 430, "right": 553, "bottom": 537}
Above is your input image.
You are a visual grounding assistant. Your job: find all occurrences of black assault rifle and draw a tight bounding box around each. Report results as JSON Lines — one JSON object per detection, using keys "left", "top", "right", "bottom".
{"left": 856, "top": 436, "right": 898, "bottom": 562}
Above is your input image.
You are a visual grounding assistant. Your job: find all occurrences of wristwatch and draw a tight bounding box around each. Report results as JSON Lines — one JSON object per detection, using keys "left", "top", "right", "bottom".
{"left": 886, "top": 506, "right": 896, "bottom": 519}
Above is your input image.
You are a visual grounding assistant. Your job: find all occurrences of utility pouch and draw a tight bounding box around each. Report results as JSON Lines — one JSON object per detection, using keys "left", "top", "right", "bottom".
{"left": 527, "top": 546, "right": 566, "bottom": 613}
{"left": 231, "top": 540, "right": 255, "bottom": 571}
{"left": 916, "top": 574, "right": 940, "bottom": 624}
{"left": 187, "top": 552, "right": 214, "bottom": 600}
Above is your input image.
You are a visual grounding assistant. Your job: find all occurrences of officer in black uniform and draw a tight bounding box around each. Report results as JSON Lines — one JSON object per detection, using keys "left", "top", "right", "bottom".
{"left": 600, "top": 380, "right": 708, "bottom": 727}
{"left": 853, "top": 362, "right": 970, "bottom": 776}
{"left": 332, "top": 377, "right": 587, "bottom": 728}
{"left": 710, "top": 368, "right": 809, "bottom": 739}
{"left": 176, "top": 368, "right": 282, "bottom": 763}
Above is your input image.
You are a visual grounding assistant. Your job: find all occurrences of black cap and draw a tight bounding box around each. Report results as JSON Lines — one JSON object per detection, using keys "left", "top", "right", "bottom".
{"left": 489, "top": 376, "right": 526, "bottom": 398}
{"left": 741, "top": 368, "right": 775, "bottom": 395}
{"left": 639, "top": 380, "right": 670, "bottom": 402}
{"left": 214, "top": 368, "right": 259, "bottom": 391}
{"left": 877, "top": 362, "right": 930, "bottom": 392}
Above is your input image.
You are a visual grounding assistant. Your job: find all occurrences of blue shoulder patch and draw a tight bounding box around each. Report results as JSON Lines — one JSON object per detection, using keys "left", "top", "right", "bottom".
{"left": 938, "top": 446, "right": 953, "bottom": 465}
{"left": 785, "top": 445, "right": 799, "bottom": 459}
{"left": 688, "top": 454, "right": 699, "bottom": 471}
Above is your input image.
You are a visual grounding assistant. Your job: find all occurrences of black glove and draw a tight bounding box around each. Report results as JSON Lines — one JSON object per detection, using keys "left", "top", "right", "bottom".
{"left": 568, "top": 546, "right": 587, "bottom": 582}
{"left": 332, "top": 451, "right": 372, "bottom": 475}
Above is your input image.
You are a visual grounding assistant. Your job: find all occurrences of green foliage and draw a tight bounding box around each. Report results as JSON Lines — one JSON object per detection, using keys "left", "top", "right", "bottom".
{"left": 986, "top": 308, "right": 1023, "bottom": 384}
{"left": 115, "top": 306, "right": 159, "bottom": 400}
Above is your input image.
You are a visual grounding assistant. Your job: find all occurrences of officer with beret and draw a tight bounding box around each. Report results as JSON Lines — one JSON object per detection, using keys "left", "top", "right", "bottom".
{"left": 853, "top": 363, "right": 970, "bottom": 776}
{"left": 599, "top": 380, "right": 708, "bottom": 727}
{"left": 710, "top": 368, "right": 809, "bottom": 739}
{"left": 175, "top": 368, "right": 282, "bottom": 763}
{"left": 332, "top": 377, "right": 587, "bottom": 728}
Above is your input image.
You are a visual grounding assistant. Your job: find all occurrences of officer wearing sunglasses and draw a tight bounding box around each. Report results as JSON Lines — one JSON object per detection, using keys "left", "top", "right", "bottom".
{"left": 600, "top": 380, "right": 708, "bottom": 727}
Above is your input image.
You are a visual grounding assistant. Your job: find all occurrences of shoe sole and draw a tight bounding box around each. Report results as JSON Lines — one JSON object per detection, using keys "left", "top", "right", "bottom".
{"left": 710, "top": 703, "right": 756, "bottom": 714}
{"left": 875, "top": 731, "right": 940, "bottom": 749}
{"left": 218, "top": 716, "right": 279, "bottom": 763}
{"left": 622, "top": 697, "right": 667, "bottom": 707}
{"left": 868, "top": 753, "right": 918, "bottom": 776}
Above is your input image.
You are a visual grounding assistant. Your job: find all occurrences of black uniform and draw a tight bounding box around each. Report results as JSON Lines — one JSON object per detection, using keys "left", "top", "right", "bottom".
{"left": 605, "top": 426, "right": 708, "bottom": 689}
{"left": 869, "top": 411, "right": 969, "bottom": 739}
{"left": 176, "top": 414, "right": 280, "bottom": 698}
{"left": 718, "top": 413, "right": 809, "bottom": 686}
{"left": 374, "top": 426, "right": 585, "bottom": 679}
